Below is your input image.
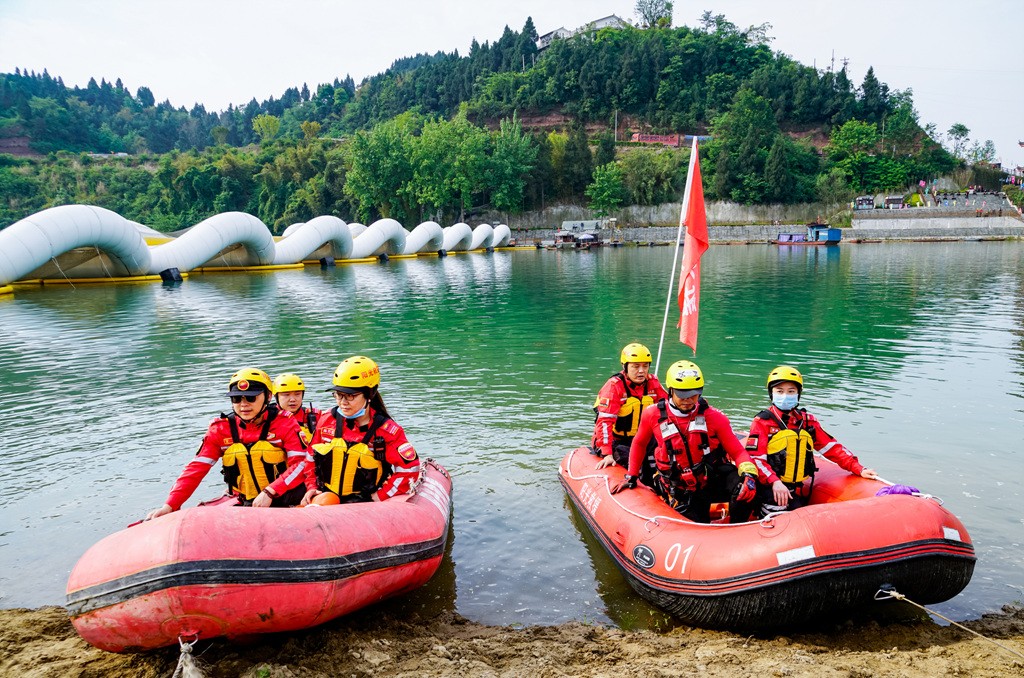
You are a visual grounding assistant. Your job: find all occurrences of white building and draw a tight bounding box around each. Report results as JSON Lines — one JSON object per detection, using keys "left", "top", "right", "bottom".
{"left": 536, "top": 15, "right": 630, "bottom": 51}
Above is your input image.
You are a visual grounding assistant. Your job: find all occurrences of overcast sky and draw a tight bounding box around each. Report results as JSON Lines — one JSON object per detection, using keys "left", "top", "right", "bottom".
{"left": 1, "top": 0, "right": 1021, "bottom": 167}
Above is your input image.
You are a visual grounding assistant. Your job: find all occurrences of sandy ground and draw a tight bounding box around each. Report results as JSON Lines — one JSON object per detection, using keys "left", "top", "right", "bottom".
{"left": 1, "top": 604, "right": 1022, "bottom": 678}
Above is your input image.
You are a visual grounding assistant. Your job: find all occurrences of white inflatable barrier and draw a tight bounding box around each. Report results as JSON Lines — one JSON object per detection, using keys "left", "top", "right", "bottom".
{"left": 349, "top": 219, "right": 407, "bottom": 259}
{"left": 273, "top": 216, "right": 352, "bottom": 264}
{"left": 0, "top": 205, "right": 518, "bottom": 286}
{"left": 403, "top": 221, "right": 445, "bottom": 255}
{"left": 0, "top": 206, "right": 149, "bottom": 284}
{"left": 470, "top": 224, "right": 495, "bottom": 250}
{"left": 493, "top": 224, "right": 511, "bottom": 247}
{"left": 149, "top": 212, "right": 275, "bottom": 272}
{"left": 442, "top": 223, "right": 474, "bottom": 252}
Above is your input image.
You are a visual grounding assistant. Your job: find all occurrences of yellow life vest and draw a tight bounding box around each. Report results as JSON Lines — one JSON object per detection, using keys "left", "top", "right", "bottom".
{"left": 312, "top": 411, "right": 388, "bottom": 499}
{"left": 594, "top": 373, "right": 657, "bottom": 439}
{"left": 765, "top": 428, "right": 816, "bottom": 484}
{"left": 220, "top": 412, "right": 287, "bottom": 500}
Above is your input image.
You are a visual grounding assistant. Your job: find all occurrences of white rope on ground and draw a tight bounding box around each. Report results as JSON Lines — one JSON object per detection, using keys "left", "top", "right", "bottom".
{"left": 874, "top": 587, "right": 1024, "bottom": 660}
{"left": 171, "top": 635, "right": 208, "bottom": 678}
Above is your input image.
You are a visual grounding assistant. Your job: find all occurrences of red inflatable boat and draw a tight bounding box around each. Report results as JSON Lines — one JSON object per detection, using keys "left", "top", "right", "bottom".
{"left": 560, "top": 447, "right": 974, "bottom": 631}
{"left": 67, "top": 459, "right": 452, "bottom": 652}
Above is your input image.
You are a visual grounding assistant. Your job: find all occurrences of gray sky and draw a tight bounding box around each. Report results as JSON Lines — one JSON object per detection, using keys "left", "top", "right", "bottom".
{"left": 1, "top": 0, "right": 1021, "bottom": 168}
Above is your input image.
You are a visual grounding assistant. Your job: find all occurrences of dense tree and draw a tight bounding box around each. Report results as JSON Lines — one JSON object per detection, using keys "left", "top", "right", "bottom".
{"left": 764, "top": 136, "right": 794, "bottom": 203}
{"left": 595, "top": 131, "right": 616, "bottom": 166}
{"left": 344, "top": 113, "right": 420, "bottom": 222}
{"left": 489, "top": 113, "right": 538, "bottom": 213}
{"left": 635, "top": 0, "right": 673, "bottom": 28}
{"left": 412, "top": 110, "right": 488, "bottom": 222}
{"left": 561, "top": 123, "right": 593, "bottom": 198}
{"left": 586, "top": 162, "right": 627, "bottom": 217}
{"left": 946, "top": 122, "right": 970, "bottom": 159}
{"left": 252, "top": 114, "right": 281, "bottom": 144}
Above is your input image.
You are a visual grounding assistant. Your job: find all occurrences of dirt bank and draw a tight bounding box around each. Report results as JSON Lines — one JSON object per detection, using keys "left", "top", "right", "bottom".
{"left": 1, "top": 604, "right": 1022, "bottom": 677}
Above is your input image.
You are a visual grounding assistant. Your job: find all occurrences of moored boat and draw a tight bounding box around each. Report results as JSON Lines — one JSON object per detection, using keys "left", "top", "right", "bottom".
{"left": 66, "top": 459, "right": 452, "bottom": 652}
{"left": 559, "top": 446, "right": 974, "bottom": 631}
{"left": 773, "top": 223, "right": 842, "bottom": 246}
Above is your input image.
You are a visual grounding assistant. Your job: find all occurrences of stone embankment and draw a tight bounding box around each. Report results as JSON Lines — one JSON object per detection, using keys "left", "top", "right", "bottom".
{"left": 513, "top": 212, "right": 1024, "bottom": 244}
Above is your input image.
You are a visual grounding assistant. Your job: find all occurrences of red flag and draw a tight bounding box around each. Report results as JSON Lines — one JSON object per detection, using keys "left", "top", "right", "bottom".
{"left": 677, "top": 139, "right": 708, "bottom": 353}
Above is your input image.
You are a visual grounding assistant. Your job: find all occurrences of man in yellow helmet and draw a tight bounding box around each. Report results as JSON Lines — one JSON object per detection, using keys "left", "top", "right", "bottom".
{"left": 302, "top": 356, "right": 421, "bottom": 504}
{"left": 273, "top": 373, "right": 322, "bottom": 444}
{"left": 592, "top": 343, "right": 668, "bottom": 486}
{"left": 145, "top": 367, "right": 309, "bottom": 520}
{"left": 746, "top": 365, "right": 878, "bottom": 517}
{"left": 611, "top": 360, "right": 759, "bottom": 524}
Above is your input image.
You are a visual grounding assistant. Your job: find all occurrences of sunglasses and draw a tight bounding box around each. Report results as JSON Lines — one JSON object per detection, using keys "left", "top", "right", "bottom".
{"left": 230, "top": 395, "right": 261, "bottom": 403}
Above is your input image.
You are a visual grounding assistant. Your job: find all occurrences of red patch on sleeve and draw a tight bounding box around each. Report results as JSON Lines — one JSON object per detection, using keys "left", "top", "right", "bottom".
{"left": 398, "top": 443, "right": 417, "bottom": 461}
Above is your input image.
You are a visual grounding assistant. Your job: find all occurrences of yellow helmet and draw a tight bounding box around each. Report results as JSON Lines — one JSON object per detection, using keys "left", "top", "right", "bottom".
{"left": 665, "top": 360, "right": 704, "bottom": 396}
{"left": 620, "top": 342, "right": 653, "bottom": 365}
{"left": 767, "top": 365, "right": 803, "bottom": 394}
{"left": 228, "top": 367, "right": 273, "bottom": 396}
{"left": 273, "top": 373, "right": 305, "bottom": 395}
{"left": 328, "top": 356, "right": 381, "bottom": 394}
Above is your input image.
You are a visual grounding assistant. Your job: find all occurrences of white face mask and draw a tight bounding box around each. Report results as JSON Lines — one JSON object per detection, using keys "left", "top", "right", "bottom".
{"left": 343, "top": 406, "right": 366, "bottom": 420}
{"left": 772, "top": 393, "right": 799, "bottom": 411}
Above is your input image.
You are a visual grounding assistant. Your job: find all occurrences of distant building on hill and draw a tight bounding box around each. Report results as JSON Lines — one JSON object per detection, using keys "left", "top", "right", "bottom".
{"left": 629, "top": 133, "right": 713, "bottom": 147}
{"left": 536, "top": 15, "right": 630, "bottom": 51}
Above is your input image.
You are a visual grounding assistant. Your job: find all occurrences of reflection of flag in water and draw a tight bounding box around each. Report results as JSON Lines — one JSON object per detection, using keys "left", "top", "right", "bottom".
{"left": 677, "top": 138, "right": 708, "bottom": 353}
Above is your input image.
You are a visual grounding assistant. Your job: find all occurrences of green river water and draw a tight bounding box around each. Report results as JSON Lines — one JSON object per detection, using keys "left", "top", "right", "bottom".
{"left": 0, "top": 242, "right": 1021, "bottom": 628}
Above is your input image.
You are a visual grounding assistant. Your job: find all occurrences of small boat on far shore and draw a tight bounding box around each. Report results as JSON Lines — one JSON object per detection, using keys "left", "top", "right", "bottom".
{"left": 773, "top": 223, "right": 842, "bottom": 246}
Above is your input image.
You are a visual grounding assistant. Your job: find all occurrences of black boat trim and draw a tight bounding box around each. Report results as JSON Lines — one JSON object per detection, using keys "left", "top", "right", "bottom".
{"left": 67, "top": 534, "right": 446, "bottom": 615}
{"left": 562, "top": 476, "right": 975, "bottom": 597}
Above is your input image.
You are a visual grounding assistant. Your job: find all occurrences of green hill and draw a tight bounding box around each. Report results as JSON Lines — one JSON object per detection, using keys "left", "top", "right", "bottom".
{"left": 0, "top": 13, "right": 965, "bottom": 230}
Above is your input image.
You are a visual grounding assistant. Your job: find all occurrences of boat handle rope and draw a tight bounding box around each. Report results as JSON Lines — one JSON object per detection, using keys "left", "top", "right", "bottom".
{"left": 874, "top": 474, "right": 944, "bottom": 505}
{"left": 810, "top": 452, "right": 945, "bottom": 505}
{"left": 562, "top": 448, "right": 747, "bottom": 529}
{"left": 172, "top": 631, "right": 208, "bottom": 678}
{"left": 874, "top": 587, "right": 1024, "bottom": 660}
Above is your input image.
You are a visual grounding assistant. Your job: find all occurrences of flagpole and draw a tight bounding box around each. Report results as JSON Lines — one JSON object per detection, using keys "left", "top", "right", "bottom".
{"left": 655, "top": 137, "right": 699, "bottom": 376}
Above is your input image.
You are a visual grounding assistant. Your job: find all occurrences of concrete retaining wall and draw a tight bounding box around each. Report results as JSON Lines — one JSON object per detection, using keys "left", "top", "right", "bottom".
{"left": 513, "top": 221, "right": 1024, "bottom": 244}
{"left": 851, "top": 216, "right": 1023, "bottom": 230}
{"left": 482, "top": 201, "right": 830, "bottom": 230}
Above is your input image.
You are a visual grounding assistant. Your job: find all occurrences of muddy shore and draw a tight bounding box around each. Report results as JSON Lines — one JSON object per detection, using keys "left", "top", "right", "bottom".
{"left": 2, "top": 603, "right": 1022, "bottom": 678}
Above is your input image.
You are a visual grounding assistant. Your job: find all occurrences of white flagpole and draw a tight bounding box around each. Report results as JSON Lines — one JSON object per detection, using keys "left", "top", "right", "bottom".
{"left": 655, "top": 137, "right": 699, "bottom": 376}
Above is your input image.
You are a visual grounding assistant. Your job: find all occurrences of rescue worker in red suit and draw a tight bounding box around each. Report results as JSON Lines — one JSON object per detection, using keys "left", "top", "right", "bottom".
{"left": 302, "top": 356, "right": 421, "bottom": 505}
{"left": 747, "top": 365, "right": 878, "bottom": 517}
{"left": 592, "top": 343, "right": 668, "bottom": 487}
{"left": 611, "top": 360, "right": 759, "bottom": 524}
{"left": 145, "top": 368, "right": 309, "bottom": 520}
{"left": 273, "top": 372, "right": 322, "bottom": 445}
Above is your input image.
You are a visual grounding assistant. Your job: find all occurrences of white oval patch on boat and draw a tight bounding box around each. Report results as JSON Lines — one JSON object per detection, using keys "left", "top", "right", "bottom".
{"left": 776, "top": 545, "right": 816, "bottom": 565}
{"left": 633, "top": 545, "right": 656, "bottom": 569}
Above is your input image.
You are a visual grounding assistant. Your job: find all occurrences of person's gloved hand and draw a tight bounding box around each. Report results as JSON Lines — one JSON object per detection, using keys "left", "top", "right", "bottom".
{"left": 735, "top": 473, "right": 757, "bottom": 502}
{"left": 610, "top": 474, "right": 637, "bottom": 494}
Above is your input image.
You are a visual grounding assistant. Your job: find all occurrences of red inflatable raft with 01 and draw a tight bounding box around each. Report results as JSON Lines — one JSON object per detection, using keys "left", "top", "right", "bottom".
{"left": 559, "top": 447, "right": 974, "bottom": 630}
{"left": 66, "top": 459, "right": 452, "bottom": 652}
